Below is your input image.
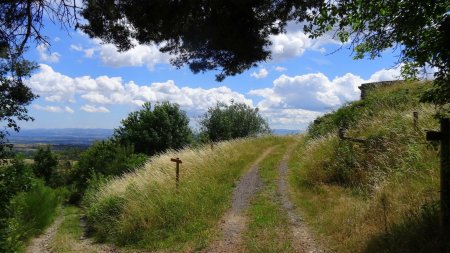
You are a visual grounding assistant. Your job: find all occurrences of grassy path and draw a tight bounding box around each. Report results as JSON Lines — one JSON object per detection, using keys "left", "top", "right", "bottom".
{"left": 27, "top": 136, "right": 324, "bottom": 253}
{"left": 26, "top": 206, "right": 118, "bottom": 253}
{"left": 204, "top": 146, "right": 275, "bottom": 252}
{"left": 26, "top": 214, "right": 64, "bottom": 253}
{"left": 243, "top": 138, "right": 323, "bottom": 253}
{"left": 277, "top": 143, "right": 323, "bottom": 253}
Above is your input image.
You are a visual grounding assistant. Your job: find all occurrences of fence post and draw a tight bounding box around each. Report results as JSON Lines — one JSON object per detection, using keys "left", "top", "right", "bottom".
{"left": 426, "top": 118, "right": 450, "bottom": 252}
{"left": 413, "top": 111, "right": 419, "bottom": 131}
{"left": 338, "top": 127, "right": 345, "bottom": 139}
{"left": 440, "top": 118, "right": 450, "bottom": 252}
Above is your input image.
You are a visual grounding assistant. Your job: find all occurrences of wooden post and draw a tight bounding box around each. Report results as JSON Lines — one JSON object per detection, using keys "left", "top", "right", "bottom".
{"left": 338, "top": 127, "right": 366, "bottom": 143}
{"left": 441, "top": 119, "right": 450, "bottom": 252}
{"left": 426, "top": 118, "right": 450, "bottom": 252}
{"left": 338, "top": 127, "right": 345, "bottom": 139}
{"left": 413, "top": 111, "right": 419, "bottom": 131}
{"left": 170, "top": 158, "right": 182, "bottom": 188}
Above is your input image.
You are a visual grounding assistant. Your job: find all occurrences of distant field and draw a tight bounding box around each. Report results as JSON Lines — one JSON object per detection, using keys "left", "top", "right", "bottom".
{"left": 8, "top": 128, "right": 113, "bottom": 145}
{"left": 7, "top": 128, "right": 113, "bottom": 154}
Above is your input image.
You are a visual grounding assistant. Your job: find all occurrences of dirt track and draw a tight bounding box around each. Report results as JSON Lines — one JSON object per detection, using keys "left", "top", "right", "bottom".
{"left": 26, "top": 215, "right": 64, "bottom": 253}
{"left": 27, "top": 142, "right": 323, "bottom": 253}
{"left": 204, "top": 146, "right": 275, "bottom": 253}
{"left": 26, "top": 210, "right": 118, "bottom": 253}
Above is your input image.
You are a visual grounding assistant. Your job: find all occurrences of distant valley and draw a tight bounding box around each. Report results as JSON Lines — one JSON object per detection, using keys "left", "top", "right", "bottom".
{"left": 7, "top": 129, "right": 114, "bottom": 153}
{"left": 9, "top": 128, "right": 300, "bottom": 146}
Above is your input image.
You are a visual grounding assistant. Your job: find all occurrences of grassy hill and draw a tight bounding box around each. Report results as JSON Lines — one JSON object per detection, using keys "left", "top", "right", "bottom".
{"left": 80, "top": 80, "right": 440, "bottom": 252}
{"left": 82, "top": 136, "right": 294, "bottom": 251}
{"left": 288, "top": 81, "right": 441, "bottom": 252}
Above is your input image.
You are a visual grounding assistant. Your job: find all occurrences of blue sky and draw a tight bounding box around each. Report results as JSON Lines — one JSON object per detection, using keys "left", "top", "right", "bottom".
{"left": 21, "top": 17, "right": 404, "bottom": 131}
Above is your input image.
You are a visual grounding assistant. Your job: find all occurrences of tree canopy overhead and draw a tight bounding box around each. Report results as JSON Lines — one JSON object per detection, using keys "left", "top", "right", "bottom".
{"left": 1, "top": 0, "right": 450, "bottom": 155}
{"left": 0, "top": 1, "right": 79, "bottom": 158}
{"left": 81, "top": 0, "right": 450, "bottom": 105}
{"left": 80, "top": 0, "right": 319, "bottom": 81}
{"left": 304, "top": 0, "right": 450, "bottom": 106}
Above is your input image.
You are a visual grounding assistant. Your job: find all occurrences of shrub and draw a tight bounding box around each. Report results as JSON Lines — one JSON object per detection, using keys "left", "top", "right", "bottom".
{"left": 33, "top": 146, "right": 58, "bottom": 186}
{"left": 114, "top": 102, "right": 192, "bottom": 156}
{"left": 70, "top": 140, "right": 147, "bottom": 202}
{"left": 0, "top": 180, "right": 59, "bottom": 252}
{"left": 365, "top": 202, "right": 441, "bottom": 253}
{"left": 0, "top": 155, "right": 34, "bottom": 217}
{"left": 200, "top": 101, "right": 270, "bottom": 142}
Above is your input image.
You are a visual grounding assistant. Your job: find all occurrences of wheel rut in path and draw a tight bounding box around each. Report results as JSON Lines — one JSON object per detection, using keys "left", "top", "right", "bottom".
{"left": 278, "top": 143, "right": 324, "bottom": 253}
{"left": 204, "top": 146, "right": 276, "bottom": 253}
{"left": 26, "top": 209, "right": 119, "bottom": 253}
{"left": 26, "top": 215, "right": 64, "bottom": 253}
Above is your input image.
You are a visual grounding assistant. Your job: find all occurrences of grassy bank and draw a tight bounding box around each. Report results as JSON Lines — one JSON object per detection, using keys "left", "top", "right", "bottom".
{"left": 84, "top": 136, "right": 283, "bottom": 251}
{"left": 288, "top": 81, "right": 441, "bottom": 252}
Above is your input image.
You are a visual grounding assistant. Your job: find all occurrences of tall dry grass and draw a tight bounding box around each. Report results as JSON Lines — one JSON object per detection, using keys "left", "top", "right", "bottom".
{"left": 289, "top": 81, "right": 441, "bottom": 252}
{"left": 84, "top": 136, "right": 282, "bottom": 251}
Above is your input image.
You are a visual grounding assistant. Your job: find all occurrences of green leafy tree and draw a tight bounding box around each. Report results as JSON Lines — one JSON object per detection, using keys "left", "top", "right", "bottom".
{"left": 0, "top": 155, "right": 34, "bottom": 217}
{"left": 114, "top": 102, "right": 192, "bottom": 156}
{"left": 0, "top": 53, "right": 37, "bottom": 159}
{"left": 200, "top": 101, "right": 270, "bottom": 142}
{"left": 32, "top": 146, "right": 58, "bottom": 186}
{"left": 304, "top": 0, "right": 450, "bottom": 107}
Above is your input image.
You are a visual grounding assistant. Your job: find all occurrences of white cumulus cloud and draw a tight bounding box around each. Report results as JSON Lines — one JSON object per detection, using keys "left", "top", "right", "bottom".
{"left": 250, "top": 68, "right": 269, "bottom": 79}
{"left": 269, "top": 31, "right": 339, "bottom": 60}
{"left": 27, "top": 65, "right": 252, "bottom": 115}
{"left": 249, "top": 66, "right": 403, "bottom": 112}
{"left": 94, "top": 40, "right": 171, "bottom": 70}
{"left": 36, "top": 44, "right": 61, "bottom": 63}
{"left": 81, "top": 105, "right": 110, "bottom": 113}
{"left": 32, "top": 104, "right": 62, "bottom": 113}
{"left": 275, "top": 66, "right": 287, "bottom": 72}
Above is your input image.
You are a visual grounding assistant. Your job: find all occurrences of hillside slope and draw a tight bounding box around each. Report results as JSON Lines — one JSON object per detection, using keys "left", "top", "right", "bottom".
{"left": 83, "top": 136, "right": 296, "bottom": 251}
{"left": 288, "top": 81, "right": 441, "bottom": 252}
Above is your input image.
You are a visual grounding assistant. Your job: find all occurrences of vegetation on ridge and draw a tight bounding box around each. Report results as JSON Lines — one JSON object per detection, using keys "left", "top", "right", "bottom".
{"left": 288, "top": 81, "right": 441, "bottom": 252}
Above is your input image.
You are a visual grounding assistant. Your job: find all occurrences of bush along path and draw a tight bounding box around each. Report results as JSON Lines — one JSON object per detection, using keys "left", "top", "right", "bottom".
{"left": 204, "top": 146, "right": 276, "bottom": 252}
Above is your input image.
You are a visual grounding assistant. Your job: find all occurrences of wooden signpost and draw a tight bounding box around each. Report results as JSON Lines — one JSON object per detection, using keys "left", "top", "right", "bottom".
{"left": 170, "top": 157, "right": 182, "bottom": 188}
{"left": 426, "top": 118, "right": 450, "bottom": 252}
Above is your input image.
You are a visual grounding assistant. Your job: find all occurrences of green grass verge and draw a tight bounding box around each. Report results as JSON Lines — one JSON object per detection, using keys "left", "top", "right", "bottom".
{"left": 49, "top": 206, "right": 86, "bottom": 253}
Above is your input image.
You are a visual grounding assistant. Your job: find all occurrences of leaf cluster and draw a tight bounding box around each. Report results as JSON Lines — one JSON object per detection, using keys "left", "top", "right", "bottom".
{"left": 200, "top": 101, "right": 270, "bottom": 142}
{"left": 114, "top": 102, "right": 192, "bottom": 156}
{"left": 305, "top": 0, "right": 450, "bottom": 106}
{"left": 80, "top": 0, "right": 320, "bottom": 81}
